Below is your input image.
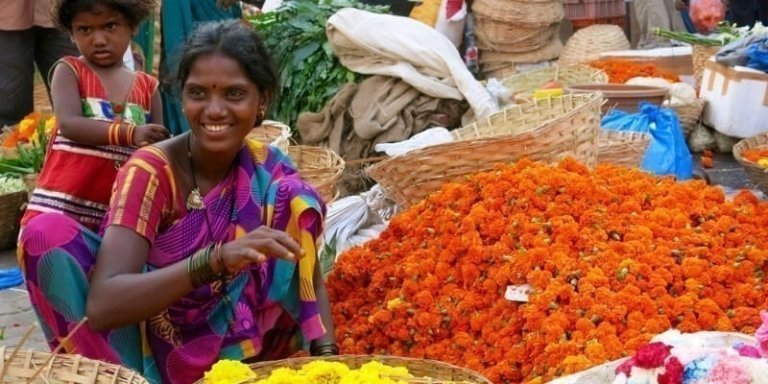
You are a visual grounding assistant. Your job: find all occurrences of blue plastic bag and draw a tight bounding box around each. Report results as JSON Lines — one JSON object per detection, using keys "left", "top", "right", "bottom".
{"left": 601, "top": 103, "right": 694, "bottom": 180}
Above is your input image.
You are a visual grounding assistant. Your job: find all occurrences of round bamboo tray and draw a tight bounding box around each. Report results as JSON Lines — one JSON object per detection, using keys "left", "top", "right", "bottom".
{"left": 472, "top": 0, "right": 564, "bottom": 27}
{"left": 669, "top": 98, "right": 706, "bottom": 136}
{"left": 0, "top": 347, "right": 149, "bottom": 384}
{"left": 597, "top": 130, "right": 651, "bottom": 168}
{"left": 501, "top": 65, "right": 609, "bottom": 101}
{"left": 288, "top": 145, "right": 345, "bottom": 203}
{"left": 474, "top": 18, "right": 559, "bottom": 53}
{"left": 0, "top": 191, "right": 27, "bottom": 250}
{"left": 479, "top": 37, "right": 563, "bottom": 65}
{"left": 244, "top": 355, "right": 492, "bottom": 383}
{"left": 368, "top": 93, "right": 604, "bottom": 207}
{"left": 692, "top": 44, "right": 720, "bottom": 91}
{"left": 558, "top": 24, "right": 631, "bottom": 66}
{"left": 733, "top": 133, "right": 768, "bottom": 194}
{"left": 247, "top": 120, "right": 291, "bottom": 153}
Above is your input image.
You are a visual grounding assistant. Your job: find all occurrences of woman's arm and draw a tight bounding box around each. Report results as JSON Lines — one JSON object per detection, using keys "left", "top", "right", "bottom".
{"left": 86, "top": 226, "right": 195, "bottom": 331}
{"left": 311, "top": 259, "right": 338, "bottom": 353}
{"left": 50, "top": 64, "right": 114, "bottom": 146}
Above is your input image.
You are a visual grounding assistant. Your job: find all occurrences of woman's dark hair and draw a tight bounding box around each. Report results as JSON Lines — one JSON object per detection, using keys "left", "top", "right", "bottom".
{"left": 176, "top": 20, "right": 278, "bottom": 97}
{"left": 52, "top": 0, "right": 157, "bottom": 30}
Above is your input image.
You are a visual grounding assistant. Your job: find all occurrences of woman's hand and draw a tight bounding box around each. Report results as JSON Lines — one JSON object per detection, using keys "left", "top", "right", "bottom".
{"left": 216, "top": 226, "right": 303, "bottom": 274}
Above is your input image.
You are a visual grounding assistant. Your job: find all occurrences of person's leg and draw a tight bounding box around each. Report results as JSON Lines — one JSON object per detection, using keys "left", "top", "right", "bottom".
{"left": 33, "top": 27, "right": 79, "bottom": 103}
{"left": 19, "top": 213, "right": 146, "bottom": 374}
{"left": 0, "top": 29, "right": 34, "bottom": 127}
{"left": 727, "top": 0, "right": 758, "bottom": 26}
{"left": 636, "top": 0, "right": 673, "bottom": 48}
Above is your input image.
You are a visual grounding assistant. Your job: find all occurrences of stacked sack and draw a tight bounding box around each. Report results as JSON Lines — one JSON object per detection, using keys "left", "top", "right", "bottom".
{"left": 473, "top": 0, "right": 564, "bottom": 79}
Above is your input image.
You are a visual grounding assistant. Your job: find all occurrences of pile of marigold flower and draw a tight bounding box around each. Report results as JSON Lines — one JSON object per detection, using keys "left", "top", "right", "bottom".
{"left": 2, "top": 112, "right": 55, "bottom": 149}
{"left": 327, "top": 158, "right": 768, "bottom": 384}
{"left": 589, "top": 59, "right": 681, "bottom": 84}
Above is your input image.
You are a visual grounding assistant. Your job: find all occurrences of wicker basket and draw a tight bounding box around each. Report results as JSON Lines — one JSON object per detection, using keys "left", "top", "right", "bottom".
{"left": 0, "top": 347, "right": 148, "bottom": 384}
{"left": 692, "top": 44, "right": 721, "bottom": 91}
{"left": 367, "top": 93, "right": 603, "bottom": 207}
{"left": 246, "top": 120, "right": 291, "bottom": 153}
{"left": 0, "top": 191, "right": 27, "bottom": 250}
{"left": 479, "top": 37, "right": 563, "bottom": 65}
{"left": 474, "top": 17, "right": 559, "bottom": 53}
{"left": 472, "top": 0, "right": 564, "bottom": 27}
{"left": 501, "top": 65, "right": 609, "bottom": 101}
{"left": 597, "top": 130, "right": 651, "bottom": 168}
{"left": 733, "top": 133, "right": 768, "bottom": 194}
{"left": 558, "top": 24, "right": 631, "bottom": 66}
{"left": 288, "top": 145, "right": 345, "bottom": 203}
{"left": 668, "top": 98, "right": 706, "bottom": 136}
{"left": 243, "top": 355, "right": 492, "bottom": 384}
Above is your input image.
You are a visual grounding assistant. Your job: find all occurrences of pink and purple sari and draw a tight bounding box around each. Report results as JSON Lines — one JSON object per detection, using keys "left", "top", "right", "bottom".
{"left": 18, "top": 140, "right": 327, "bottom": 384}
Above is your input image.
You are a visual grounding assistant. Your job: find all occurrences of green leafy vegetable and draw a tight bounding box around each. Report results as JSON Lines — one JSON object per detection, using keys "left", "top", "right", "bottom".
{"left": 247, "top": 0, "right": 389, "bottom": 134}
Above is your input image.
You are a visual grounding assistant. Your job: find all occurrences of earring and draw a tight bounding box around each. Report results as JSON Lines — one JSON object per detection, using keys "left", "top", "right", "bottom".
{"left": 260, "top": 109, "right": 266, "bottom": 120}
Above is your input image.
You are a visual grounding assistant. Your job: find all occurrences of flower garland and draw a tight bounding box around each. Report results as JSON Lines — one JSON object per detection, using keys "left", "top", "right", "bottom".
{"left": 590, "top": 59, "right": 681, "bottom": 84}
{"left": 328, "top": 158, "right": 768, "bottom": 383}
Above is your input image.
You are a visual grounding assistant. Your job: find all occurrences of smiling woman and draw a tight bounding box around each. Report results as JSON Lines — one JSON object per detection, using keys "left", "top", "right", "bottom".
{"left": 18, "top": 19, "right": 337, "bottom": 384}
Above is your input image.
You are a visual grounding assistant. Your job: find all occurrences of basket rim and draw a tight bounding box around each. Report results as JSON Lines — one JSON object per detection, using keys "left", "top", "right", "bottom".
{"left": 1, "top": 348, "right": 149, "bottom": 384}
{"left": 245, "top": 354, "right": 493, "bottom": 384}
{"left": 733, "top": 133, "right": 768, "bottom": 173}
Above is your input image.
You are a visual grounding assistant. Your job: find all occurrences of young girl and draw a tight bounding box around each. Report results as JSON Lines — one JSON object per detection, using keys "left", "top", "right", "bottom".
{"left": 22, "top": 0, "right": 169, "bottom": 231}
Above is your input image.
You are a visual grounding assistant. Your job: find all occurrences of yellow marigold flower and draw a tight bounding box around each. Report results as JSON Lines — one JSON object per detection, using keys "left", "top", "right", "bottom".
{"left": 204, "top": 359, "right": 256, "bottom": 384}
{"left": 44, "top": 116, "right": 56, "bottom": 135}
{"left": 758, "top": 158, "right": 768, "bottom": 168}
{"left": 18, "top": 117, "right": 37, "bottom": 140}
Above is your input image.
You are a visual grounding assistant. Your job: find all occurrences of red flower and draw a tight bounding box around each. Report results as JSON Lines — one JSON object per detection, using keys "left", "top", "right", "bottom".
{"left": 634, "top": 342, "right": 671, "bottom": 368}
{"left": 657, "top": 357, "right": 683, "bottom": 384}
{"left": 615, "top": 357, "right": 636, "bottom": 376}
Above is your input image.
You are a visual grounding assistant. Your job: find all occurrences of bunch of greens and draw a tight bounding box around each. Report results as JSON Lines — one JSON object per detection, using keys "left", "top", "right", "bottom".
{"left": 655, "top": 22, "right": 768, "bottom": 46}
{"left": 0, "top": 122, "right": 48, "bottom": 176}
{"left": 247, "top": 0, "right": 388, "bottom": 134}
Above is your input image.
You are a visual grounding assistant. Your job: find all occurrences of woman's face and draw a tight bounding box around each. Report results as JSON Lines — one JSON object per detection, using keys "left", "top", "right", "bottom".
{"left": 182, "top": 52, "right": 267, "bottom": 154}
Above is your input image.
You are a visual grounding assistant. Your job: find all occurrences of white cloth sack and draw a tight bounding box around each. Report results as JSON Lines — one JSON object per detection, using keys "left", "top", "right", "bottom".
{"left": 374, "top": 127, "right": 454, "bottom": 156}
{"left": 324, "top": 185, "right": 397, "bottom": 259}
{"left": 326, "top": 8, "right": 498, "bottom": 119}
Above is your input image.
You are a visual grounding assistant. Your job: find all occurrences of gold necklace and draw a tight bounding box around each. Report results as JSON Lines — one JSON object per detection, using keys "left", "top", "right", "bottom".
{"left": 186, "top": 134, "right": 206, "bottom": 210}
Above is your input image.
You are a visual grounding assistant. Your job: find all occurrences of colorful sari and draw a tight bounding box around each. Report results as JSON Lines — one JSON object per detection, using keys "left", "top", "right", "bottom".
{"left": 18, "top": 140, "right": 327, "bottom": 384}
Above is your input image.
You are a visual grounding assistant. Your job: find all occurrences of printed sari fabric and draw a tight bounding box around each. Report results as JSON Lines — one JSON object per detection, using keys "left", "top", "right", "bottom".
{"left": 19, "top": 140, "right": 327, "bottom": 384}
{"left": 22, "top": 56, "right": 158, "bottom": 231}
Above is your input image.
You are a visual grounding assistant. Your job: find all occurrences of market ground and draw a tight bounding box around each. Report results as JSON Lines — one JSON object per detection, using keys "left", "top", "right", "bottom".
{"left": 0, "top": 153, "right": 757, "bottom": 353}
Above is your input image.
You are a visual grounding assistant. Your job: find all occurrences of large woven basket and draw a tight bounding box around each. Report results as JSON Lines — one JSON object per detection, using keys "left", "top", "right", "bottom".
{"left": 0, "top": 191, "right": 27, "bottom": 250}
{"left": 669, "top": 98, "right": 706, "bottom": 136}
{"left": 0, "top": 347, "right": 148, "bottom": 384}
{"left": 501, "top": 65, "right": 609, "bottom": 101}
{"left": 559, "top": 24, "right": 631, "bottom": 66}
{"left": 247, "top": 120, "right": 291, "bottom": 153}
{"left": 244, "top": 355, "right": 492, "bottom": 383}
{"left": 288, "top": 145, "right": 345, "bottom": 203}
{"left": 692, "top": 44, "right": 721, "bottom": 91}
{"left": 733, "top": 133, "right": 768, "bottom": 194}
{"left": 472, "top": 0, "right": 564, "bottom": 27}
{"left": 368, "top": 93, "right": 603, "bottom": 207}
{"left": 597, "top": 130, "right": 651, "bottom": 168}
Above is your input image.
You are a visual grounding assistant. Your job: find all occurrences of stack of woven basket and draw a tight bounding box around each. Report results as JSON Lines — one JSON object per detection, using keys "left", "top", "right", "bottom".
{"left": 472, "top": 0, "right": 564, "bottom": 79}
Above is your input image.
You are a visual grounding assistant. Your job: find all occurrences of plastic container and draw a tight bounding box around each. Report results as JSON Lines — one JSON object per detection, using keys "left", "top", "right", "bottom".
{"left": 567, "top": 84, "right": 668, "bottom": 113}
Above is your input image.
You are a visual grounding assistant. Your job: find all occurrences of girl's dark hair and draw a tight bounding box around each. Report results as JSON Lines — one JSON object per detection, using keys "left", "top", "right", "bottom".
{"left": 52, "top": 0, "right": 156, "bottom": 30}
{"left": 177, "top": 20, "right": 278, "bottom": 96}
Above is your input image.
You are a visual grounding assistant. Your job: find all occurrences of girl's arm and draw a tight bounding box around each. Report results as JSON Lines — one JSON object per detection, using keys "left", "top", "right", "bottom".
{"left": 149, "top": 86, "right": 163, "bottom": 125}
{"left": 50, "top": 64, "right": 114, "bottom": 146}
{"left": 311, "top": 259, "right": 338, "bottom": 351}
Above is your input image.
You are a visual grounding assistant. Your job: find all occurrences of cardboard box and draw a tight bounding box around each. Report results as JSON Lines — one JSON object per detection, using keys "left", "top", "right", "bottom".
{"left": 700, "top": 59, "right": 768, "bottom": 139}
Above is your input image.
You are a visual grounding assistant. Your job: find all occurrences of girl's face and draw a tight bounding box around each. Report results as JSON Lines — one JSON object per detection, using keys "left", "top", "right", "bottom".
{"left": 182, "top": 52, "right": 268, "bottom": 155}
{"left": 70, "top": 3, "right": 134, "bottom": 68}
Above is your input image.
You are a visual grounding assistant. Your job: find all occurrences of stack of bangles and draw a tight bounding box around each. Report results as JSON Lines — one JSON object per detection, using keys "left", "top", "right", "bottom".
{"left": 310, "top": 343, "right": 340, "bottom": 356}
{"left": 108, "top": 119, "right": 136, "bottom": 146}
{"left": 187, "top": 242, "right": 226, "bottom": 288}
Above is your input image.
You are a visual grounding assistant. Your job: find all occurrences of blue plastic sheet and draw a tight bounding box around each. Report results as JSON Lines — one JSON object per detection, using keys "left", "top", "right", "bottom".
{"left": 0, "top": 267, "right": 23, "bottom": 290}
{"left": 747, "top": 39, "right": 768, "bottom": 73}
{"left": 601, "top": 103, "right": 694, "bottom": 180}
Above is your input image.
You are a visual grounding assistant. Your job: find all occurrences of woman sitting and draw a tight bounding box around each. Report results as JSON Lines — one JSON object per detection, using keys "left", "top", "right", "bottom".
{"left": 19, "top": 19, "right": 337, "bottom": 384}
